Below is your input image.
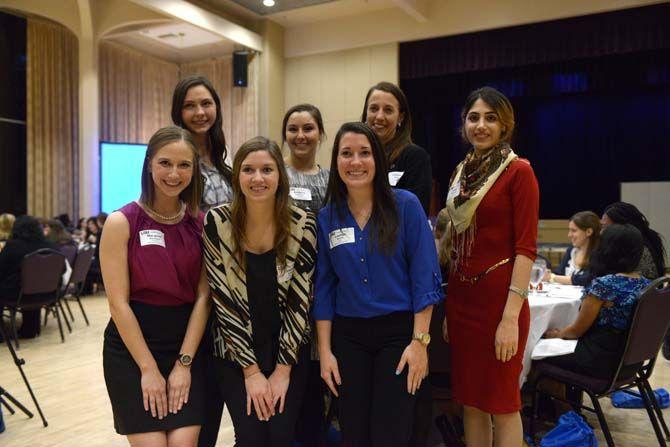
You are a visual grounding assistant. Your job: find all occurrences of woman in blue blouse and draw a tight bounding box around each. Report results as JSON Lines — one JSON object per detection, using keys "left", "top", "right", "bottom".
{"left": 314, "top": 122, "right": 442, "bottom": 446}
{"left": 543, "top": 223, "right": 651, "bottom": 379}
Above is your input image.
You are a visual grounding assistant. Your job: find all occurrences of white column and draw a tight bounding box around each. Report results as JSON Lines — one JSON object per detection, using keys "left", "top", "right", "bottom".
{"left": 77, "top": 0, "right": 99, "bottom": 216}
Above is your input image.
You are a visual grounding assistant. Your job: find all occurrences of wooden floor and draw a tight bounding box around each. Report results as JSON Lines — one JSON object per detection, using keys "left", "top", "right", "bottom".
{"left": 1, "top": 294, "right": 669, "bottom": 446}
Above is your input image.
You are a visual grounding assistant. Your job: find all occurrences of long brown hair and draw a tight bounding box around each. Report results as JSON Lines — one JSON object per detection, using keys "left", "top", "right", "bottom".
{"left": 434, "top": 208, "right": 451, "bottom": 268}
{"left": 171, "top": 76, "right": 232, "bottom": 183}
{"left": 230, "top": 137, "right": 291, "bottom": 269}
{"left": 323, "top": 122, "right": 398, "bottom": 254}
{"left": 361, "top": 81, "right": 413, "bottom": 164}
{"left": 139, "top": 126, "right": 203, "bottom": 216}
{"left": 571, "top": 210, "right": 601, "bottom": 269}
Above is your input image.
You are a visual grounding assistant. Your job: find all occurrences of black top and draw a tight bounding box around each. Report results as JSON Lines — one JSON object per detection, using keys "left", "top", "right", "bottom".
{"left": 0, "top": 238, "right": 57, "bottom": 297}
{"left": 246, "top": 250, "right": 281, "bottom": 372}
{"left": 553, "top": 247, "right": 593, "bottom": 287}
{"left": 389, "top": 143, "right": 432, "bottom": 215}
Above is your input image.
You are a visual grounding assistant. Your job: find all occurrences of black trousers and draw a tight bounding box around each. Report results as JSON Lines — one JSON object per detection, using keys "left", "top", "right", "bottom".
{"left": 197, "top": 332, "right": 225, "bottom": 447}
{"left": 333, "top": 311, "right": 417, "bottom": 447}
{"left": 214, "top": 346, "right": 309, "bottom": 447}
{"left": 294, "top": 360, "right": 328, "bottom": 446}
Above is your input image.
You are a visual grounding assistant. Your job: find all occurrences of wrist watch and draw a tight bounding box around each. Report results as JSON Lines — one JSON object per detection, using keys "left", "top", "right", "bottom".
{"left": 412, "top": 332, "right": 431, "bottom": 346}
{"left": 178, "top": 353, "right": 193, "bottom": 367}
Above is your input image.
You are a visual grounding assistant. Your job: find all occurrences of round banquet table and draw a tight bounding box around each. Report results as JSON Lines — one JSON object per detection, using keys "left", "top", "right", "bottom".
{"left": 521, "top": 284, "right": 583, "bottom": 386}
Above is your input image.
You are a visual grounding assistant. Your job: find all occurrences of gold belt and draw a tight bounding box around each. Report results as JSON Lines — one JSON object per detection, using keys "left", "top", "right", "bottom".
{"left": 454, "top": 257, "right": 511, "bottom": 285}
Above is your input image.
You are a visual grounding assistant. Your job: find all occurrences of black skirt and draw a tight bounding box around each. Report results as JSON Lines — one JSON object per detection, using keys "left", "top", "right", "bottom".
{"left": 103, "top": 301, "right": 205, "bottom": 435}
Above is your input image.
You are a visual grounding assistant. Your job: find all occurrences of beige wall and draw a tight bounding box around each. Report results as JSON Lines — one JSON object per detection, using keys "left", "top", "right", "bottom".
{"left": 284, "top": 42, "right": 398, "bottom": 167}
{"left": 258, "top": 20, "right": 285, "bottom": 145}
{"left": 284, "top": 0, "right": 664, "bottom": 57}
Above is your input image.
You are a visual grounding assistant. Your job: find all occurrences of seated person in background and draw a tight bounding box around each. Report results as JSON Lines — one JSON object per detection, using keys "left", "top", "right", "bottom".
{"left": 545, "top": 211, "right": 600, "bottom": 287}
{"left": 55, "top": 213, "right": 74, "bottom": 233}
{"left": 0, "top": 216, "right": 58, "bottom": 338}
{"left": 84, "top": 212, "right": 108, "bottom": 294}
{"left": 601, "top": 202, "right": 666, "bottom": 280}
{"left": 603, "top": 202, "right": 670, "bottom": 363}
{"left": 85, "top": 217, "right": 99, "bottom": 244}
{"left": 542, "top": 223, "right": 650, "bottom": 379}
{"left": 45, "top": 219, "right": 78, "bottom": 265}
{"left": 0, "top": 213, "right": 15, "bottom": 242}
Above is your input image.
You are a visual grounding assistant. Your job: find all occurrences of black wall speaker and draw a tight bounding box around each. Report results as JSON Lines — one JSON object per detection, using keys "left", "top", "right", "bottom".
{"left": 233, "top": 51, "right": 248, "bottom": 87}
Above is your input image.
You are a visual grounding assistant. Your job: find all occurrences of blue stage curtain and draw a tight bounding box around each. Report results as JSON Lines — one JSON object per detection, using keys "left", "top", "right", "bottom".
{"left": 400, "top": 5, "right": 670, "bottom": 218}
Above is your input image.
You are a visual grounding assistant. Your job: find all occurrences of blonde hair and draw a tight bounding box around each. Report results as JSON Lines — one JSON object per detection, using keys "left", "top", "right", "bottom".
{"left": 0, "top": 213, "right": 16, "bottom": 240}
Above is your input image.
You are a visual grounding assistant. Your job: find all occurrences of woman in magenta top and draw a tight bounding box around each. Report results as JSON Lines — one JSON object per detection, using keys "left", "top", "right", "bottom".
{"left": 444, "top": 87, "right": 539, "bottom": 447}
{"left": 101, "top": 126, "right": 211, "bottom": 446}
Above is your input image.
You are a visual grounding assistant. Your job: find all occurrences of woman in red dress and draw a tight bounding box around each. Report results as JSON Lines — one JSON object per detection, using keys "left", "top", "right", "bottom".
{"left": 444, "top": 87, "right": 539, "bottom": 447}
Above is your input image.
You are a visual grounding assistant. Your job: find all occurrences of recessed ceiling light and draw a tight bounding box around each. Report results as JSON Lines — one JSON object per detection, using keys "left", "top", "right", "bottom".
{"left": 263, "top": 0, "right": 275, "bottom": 7}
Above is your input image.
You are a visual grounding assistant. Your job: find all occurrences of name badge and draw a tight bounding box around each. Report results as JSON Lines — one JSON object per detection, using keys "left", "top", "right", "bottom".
{"left": 139, "top": 230, "right": 166, "bottom": 248}
{"left": 447, "top": 179, "right": 461, "bottom": 202}
{"left": 289, "top": 187, "right": 312, "bottom": 201}
{"left": 388, "top": 171, "right": 404, "bottom": 186}
{"left": 329, "top": 227, "right": 355, "bottom": 249}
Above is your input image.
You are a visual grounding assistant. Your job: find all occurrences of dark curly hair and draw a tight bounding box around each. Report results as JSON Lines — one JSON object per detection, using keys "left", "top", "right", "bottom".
{"left": 11, "top": 215, "right": 46, "bottom": 242}
{"left": 603, "top": 202, "right": 666, "bottom": 276}
{"left": 590, "top": 224, "right": 644, "bottom": 277}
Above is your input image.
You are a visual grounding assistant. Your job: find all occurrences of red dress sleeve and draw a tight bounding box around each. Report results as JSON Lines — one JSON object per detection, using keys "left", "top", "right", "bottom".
{"left": 510, "top": 159, "right": 539, "bottom": 260}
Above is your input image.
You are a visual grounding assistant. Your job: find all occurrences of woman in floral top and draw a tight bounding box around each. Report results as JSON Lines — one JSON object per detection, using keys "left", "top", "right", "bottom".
{"left": 543, "top": 223, "right": 651, "bottom": 379}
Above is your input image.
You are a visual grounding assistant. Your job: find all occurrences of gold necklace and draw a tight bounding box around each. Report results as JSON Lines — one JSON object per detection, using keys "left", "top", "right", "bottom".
{"left": 144, "top": 202, "right": 186, "bottom": 221}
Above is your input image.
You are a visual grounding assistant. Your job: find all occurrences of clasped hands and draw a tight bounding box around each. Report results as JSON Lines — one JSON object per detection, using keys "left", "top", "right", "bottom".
{"left": 141, "top": 362, "right": 191, "bottom": 420}
{"left": 244, "top": 364, "right": 292, "bottom": 421}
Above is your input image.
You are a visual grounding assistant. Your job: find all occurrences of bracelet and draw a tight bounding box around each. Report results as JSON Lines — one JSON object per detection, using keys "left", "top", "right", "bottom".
{"left": 243, "top": 370, "right": 262, "bottom": 380}
{"left": 509, "top": 285, "right": 529, "bottom": 299}
{"left": 550, "top": 273, "right": 556, "bottom": 283}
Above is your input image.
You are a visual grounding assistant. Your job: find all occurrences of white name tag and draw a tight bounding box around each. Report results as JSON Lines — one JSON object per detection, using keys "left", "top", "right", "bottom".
{"left": 139, "top": 230, "right": 166, "bottom": 248}
{"left": 447, "top": 179, "right": 461, "bottom": 201}
{"left": 329, "top": 227, "right": 355, "bottom": 249}
{"left": 388, "top": 171, "right": 404, "bottom": 186}
{"left": 289, "top": 187, "right": 312, "bottom": 201}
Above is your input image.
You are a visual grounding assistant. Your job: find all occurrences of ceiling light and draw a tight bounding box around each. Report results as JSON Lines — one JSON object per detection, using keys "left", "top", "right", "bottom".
{"left": 263, "top": 0, "right": 275, "bottom": 7}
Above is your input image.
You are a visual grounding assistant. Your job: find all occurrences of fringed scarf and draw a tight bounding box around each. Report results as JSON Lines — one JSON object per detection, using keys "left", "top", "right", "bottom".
{"left": 446, "top": 142, "right": 517, "bottom": 268}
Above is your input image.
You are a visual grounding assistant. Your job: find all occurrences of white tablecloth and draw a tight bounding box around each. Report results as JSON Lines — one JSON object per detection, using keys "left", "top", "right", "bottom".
{"left": 520, "top": 284, "right": 583, "bottom": 385}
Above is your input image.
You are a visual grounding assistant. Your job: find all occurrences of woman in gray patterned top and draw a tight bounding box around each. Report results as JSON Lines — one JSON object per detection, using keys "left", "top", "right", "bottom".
{"left": 171, "top": 76, "right": 232, "bottom": 447}
{"left": 282, "top": 104, "right": 330, "bottom": 212}
{"left": 172, "top": 76, "right": 233, "bottom": 212}
{"left": 281, "top": 103, "right": 330, "bottom": 445}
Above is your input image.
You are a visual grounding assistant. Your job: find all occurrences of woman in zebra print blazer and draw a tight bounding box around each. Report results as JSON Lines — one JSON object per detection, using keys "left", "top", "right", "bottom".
{"left": 202, "top": 136, "right": 317, "bottom": 447}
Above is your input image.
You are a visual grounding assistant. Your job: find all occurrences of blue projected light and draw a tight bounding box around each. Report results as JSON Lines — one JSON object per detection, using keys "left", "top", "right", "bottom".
{"left": 100, "top": 142, "right": 147, "bottom": 214}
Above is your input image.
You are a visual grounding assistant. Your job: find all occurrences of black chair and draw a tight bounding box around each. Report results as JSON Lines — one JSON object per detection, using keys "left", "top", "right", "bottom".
{"left": 1, "top": 249, "right": 66, "bottom": 348}
{"left": 60, "top": 244, "right": 94, "bottom": 327}
{"left": 530, "top": 276, "right": 670, "bottom": 447}
{"left": 58, "top": 242, "right": 77, "bottom": 266}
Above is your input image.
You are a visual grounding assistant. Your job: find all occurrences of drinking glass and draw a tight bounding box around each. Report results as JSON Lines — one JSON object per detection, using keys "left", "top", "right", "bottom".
{"left": 529, "top": 259, "right": 547, "bottom": 295}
